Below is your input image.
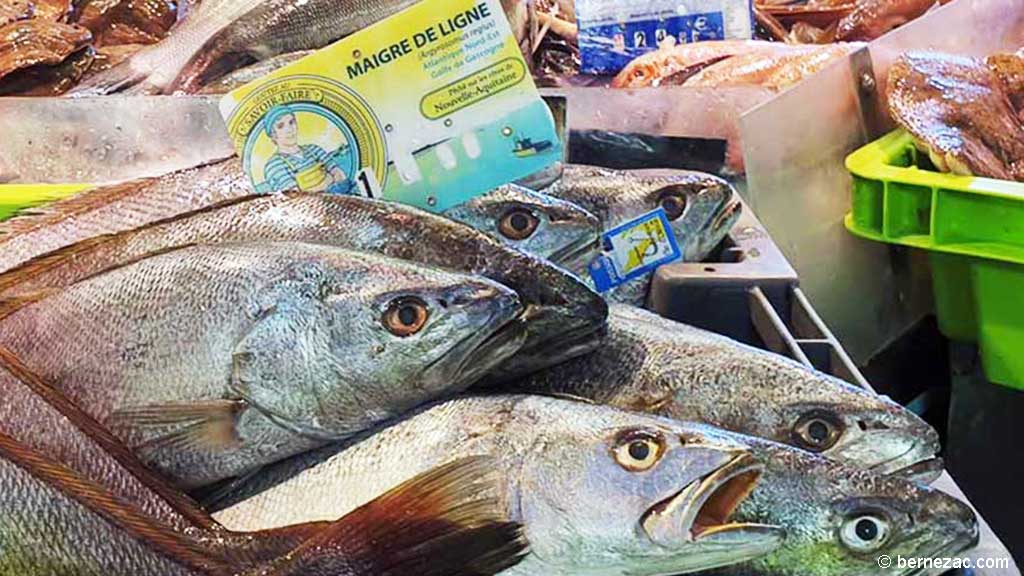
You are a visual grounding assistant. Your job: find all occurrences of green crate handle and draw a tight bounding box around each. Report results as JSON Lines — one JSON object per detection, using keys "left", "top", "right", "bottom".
{"left": 845, "top": 129, "right": 1024, "bottom": 390}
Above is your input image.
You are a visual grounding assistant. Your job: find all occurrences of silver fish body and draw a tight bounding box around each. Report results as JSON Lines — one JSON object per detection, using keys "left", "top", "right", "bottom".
{"left": 538, "top": 165, "right": 742, "bottom": 305}
{"left": 0, "top": 242, "right": 524, "bottom": 488}
{"left": 70, "top": 0, "right": 419, "bottom": 94}
{"left": 213, "top": 395, "right": 787, "bottom": 576}
{"left": 0, "top": 192, "right": 609, "bottom": 381}
{"left": 701, "top": 438, "right": 979, "bottom": 576}
{"left": 507, "top": 305, "right": 942, "bottom": 477}
{"left": 441, "top": 184, "right": 601, "bottom": 270}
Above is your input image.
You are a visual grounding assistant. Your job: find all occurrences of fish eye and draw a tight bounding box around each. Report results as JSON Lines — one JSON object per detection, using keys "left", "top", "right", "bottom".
{"left": 498, "top": 208, "right": 539, "bottom": 240}
{"left": 382, "top": 297, "right": 430, "bottom": 337}
{"left": 657, "top": 190, "right": 687, "bottom": 221}
{"left": 839, "top": 513, "right": 891, "bottom": 553}
{"left": 792, "top": 410, "right": 844, "bottom": 452}
{"left": 612, "top": 430, "right": 666, "bottom": 472}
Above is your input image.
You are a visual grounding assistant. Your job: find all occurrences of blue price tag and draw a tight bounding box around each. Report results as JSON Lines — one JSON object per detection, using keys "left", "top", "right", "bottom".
{"left": 588, "top": 208, "right": 682, "bottom": 292}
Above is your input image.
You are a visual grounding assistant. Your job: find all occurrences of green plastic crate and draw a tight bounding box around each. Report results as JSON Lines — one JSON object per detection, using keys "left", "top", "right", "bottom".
{"left": 845, "top": 129, "right": 1024, "bottom": 390}
{"left": 0, "top": 184, "right": 92, "bottom": 221}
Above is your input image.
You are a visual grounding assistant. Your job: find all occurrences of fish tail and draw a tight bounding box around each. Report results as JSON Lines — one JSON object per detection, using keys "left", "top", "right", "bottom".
{"left": 67, "top": 51, "right": 164, "bottom": 95}
{"left": 246, "top": 456, "right": 529, "bottom": 576}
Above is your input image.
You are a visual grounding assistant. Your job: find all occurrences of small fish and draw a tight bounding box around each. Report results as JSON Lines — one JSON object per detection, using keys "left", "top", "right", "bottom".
{"left": 611, "top": 40, "right": 796, "bottom": 88}
{"left": 212, "top": 395, "right": 785, "bottom": 576}
{"left": 835, "top": 0, "right": 936, "bottom": 41}
{"left": 506, "top": 305, "right": 942, "bottom": 478}
{"left": 888, "top": 52, "right": 1024, "bottom": 181}
{"left": 0, "top": 434, "right": 530, "bottom": 576}
{"left": 684, "top": 43, "right": 864, "bottom": 91}
{"left": 537, "top": 165, "right": 742, "bottom": 305}
{"left": 68, "top": 0, "right": 421, "bottom": 94}
{"left": 0, "top": 191, "right": 609, "bottom": 381}
{"left": 699, "top": 437, "right": 979, "bottom": 576}
{"left": 441, "top": 184, "right": 601, "bottom": 269}
{"left": 0, "top": 242, "right": 525, "bottom": 487}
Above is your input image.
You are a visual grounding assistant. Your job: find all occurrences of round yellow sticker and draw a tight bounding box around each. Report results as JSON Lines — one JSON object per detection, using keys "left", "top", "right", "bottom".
{"left": 225, "top": 75, "right": 388, "bottom": 195}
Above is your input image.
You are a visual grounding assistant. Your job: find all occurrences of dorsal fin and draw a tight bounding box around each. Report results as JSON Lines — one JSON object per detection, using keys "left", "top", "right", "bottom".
{"left": 0, "top": 346, "right": 220, "bottom": 531}
{"left": 0, "top": 193, "right": 273, "bottom": 295}
{"left": 0, "top": 430, "right": 228, "bottom": 575}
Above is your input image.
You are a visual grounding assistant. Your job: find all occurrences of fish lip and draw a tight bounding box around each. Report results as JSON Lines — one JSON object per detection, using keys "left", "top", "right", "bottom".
{"left": 866, "top": 440, "right": 941, "bottom": 479}
{"left": 889, "top": 457, "right": 945, "bottom": 485}
{"left": 641, "top": 453, "right": 769, "bottom": 546}
{"left": 546, "top": 235, "right": 600, "bottom": 268}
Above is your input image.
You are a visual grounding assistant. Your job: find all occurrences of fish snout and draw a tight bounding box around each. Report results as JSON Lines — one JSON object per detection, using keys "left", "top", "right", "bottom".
{"left": 920, "top": 491, "right": 980, "bottom": 554}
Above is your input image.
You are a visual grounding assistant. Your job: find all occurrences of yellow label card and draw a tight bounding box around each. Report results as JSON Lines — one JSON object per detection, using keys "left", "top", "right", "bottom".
{"left": 219, "top": 0, "right": 561, "bottom": 212}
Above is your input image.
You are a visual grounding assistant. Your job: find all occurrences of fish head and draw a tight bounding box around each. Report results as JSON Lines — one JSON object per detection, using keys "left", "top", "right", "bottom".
{"left": 764, "top": 386, "right": 942, "bottom": 482}
{"left": 741, "top": 442, "right": 979, "bottom": 576}
{"left": 245, "top": 256, "right": 525, "bottom": 437}
{"left": 551, "top": 166, "right": 742, "bottom": 263}
{"left": 514, "top": 404, "right": 784, "bottom": 575}
{"left": 441, "top": 185, "right": 602, "bottom": 270}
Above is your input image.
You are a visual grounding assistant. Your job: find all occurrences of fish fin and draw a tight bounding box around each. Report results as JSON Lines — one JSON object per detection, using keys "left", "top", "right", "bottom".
{"left": 0, "top": 346, "right": 221, "bottom": 531}
{"left": 250, "top": 456, "right": 529, "bottom": 576}
{"left": 0, "top": 430, "right": 230, "bottom": 574}
{"left": 0, "top": 288, "right": 60, "bottom": 320}
{"left": 191, "top": 466, "right": 266, "bottom": 510}
{"left": 67, "top": 56, "right": 159, "bottom": 95}
{"left": 109, "top": 399, "right": 248, "bottom": 453}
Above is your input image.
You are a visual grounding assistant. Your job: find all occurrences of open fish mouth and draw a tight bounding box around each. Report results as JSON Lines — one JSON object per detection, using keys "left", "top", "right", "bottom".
{"left": 708, "top": 198, "right": 743, "bottom": 237}
{"left": 641, "top": 453, "right": 772, "bottom": 545}
{"left": 889, "top": 457, "right": 945, "bottom": 485}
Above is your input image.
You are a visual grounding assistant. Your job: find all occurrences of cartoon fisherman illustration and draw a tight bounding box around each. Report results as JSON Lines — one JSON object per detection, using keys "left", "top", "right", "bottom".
{"left": 262, "top": 104, "right": 353, "bottom": 194}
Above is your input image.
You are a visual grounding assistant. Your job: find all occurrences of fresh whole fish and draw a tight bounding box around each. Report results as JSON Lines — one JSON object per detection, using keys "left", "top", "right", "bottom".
{"left": 988, "top": 51, "right": 1024, "bottom": 119}
{"left": 0, "top": 434, "right": 530, "bottom": 576}
{"left": 441, "top": 183, "right": 601, "bottom": 270}
{"left": 683, "top": 43, "right": 864, "bottom": 91}
{"left": 888, "top": 52, "right": 1024, "bottom": 181}
{"left": 0, "top": 242, "right": 525, "bottom": 487}
{"left": 0, "top": 190, "right": 609, "bottom": 380}
{"left": 212, "top": 395, "right": 787, "bottom": 576}
{"left": 69, "top": 0, "right": 420, "bottom": 94}
{"left": 536, "top": 165, "right": 742, "bottom": 305}
{"left": 611, "top": 40, "right": 797, "bottom": 88}
{"left": 699, "top": 437, "right": 979, "bottom": 576}
{"left": 835, "top": 0, "right": 936, "bottom": 41}
{"left": 506, "top": 305, "right": 942, "bottom": 477}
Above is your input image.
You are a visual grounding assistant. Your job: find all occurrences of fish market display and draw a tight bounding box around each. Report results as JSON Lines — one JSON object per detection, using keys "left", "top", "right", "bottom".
{"left": 611, "top": 40, "right": 863, "bottom": 90}
{"left": 70, "top": 0, "right": 421, "bottom": 94}
{"left": 888, "top": 51, "right": 1024, "bottom": 181}
{"left": 0, "top": 20, "right": 91, "bottom": 83}
{"left": 440, "top": 183, "right": 601, "bottom": 269}
{"left": 213, "top": 395, "right": 787, "bottom": 576}
{"left": 197, "top": 50, "right": 315, "bottom": 94}
{"left": 537, "top": 165, "right": 742, "bottom": 305}
{"left": 0, "top": 432, "right": 530, "bottom": 575}
{"left": 0, "top": 191, "right": 609, "bottom": 379}
{"left": 507, "top": 305, "right": 941, "bottom": 477}
{"left": 0, "top": 159, "right": 249, "bottom": 273}
{"left": 0, "top": 241, "right": 525, "bottom": 487}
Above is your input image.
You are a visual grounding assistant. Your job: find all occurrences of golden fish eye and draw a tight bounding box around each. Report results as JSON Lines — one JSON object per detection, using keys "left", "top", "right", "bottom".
{"left": 792, "top": 410, "right": 843, "bottom": 452}
{"left": 612, "top": 430, "right": 666, "bottom": 472}
{"left": 658, "top": 192, "right": 687, "bottom": 221}
{"left": 382, "top": 298, "right": 430, "bottom": 337}
{"left": 498, "top": 209, "right": 539, "bottom": 240}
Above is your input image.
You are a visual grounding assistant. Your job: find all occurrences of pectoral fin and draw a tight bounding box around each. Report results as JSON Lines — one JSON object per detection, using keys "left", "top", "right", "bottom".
{"left": 248, "top": 456, "right": 529, "bottom": 576}
{"left": 108, "top": 399, "right": 248, "bottom": 454}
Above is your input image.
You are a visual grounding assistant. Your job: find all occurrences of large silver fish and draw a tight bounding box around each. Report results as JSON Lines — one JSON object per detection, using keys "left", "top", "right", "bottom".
{"left": 213, "top": 395, "right": 786, "bottom": 576}
{"left": 537, "top": 165, "right": 743, "bottom": 305}
{"left": 0, "top": 433, "right": 530, "bottom": 576}
{"left": 69, "top": 0, "right": 421, "bottom": 94}
{"left": 0, "top": 242, "right": 524, "bottom": 488}
{"left": 505, "top": 305, "right": 942, "bottom": 477}
{"left": 700, "top": 438, "right": 979, "bottom": 576}
{"left": 0, "top": 192, "right": 609, "bottom": 380}
{"left": 441, "top": 183, "right": 601, "bottom": 270}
